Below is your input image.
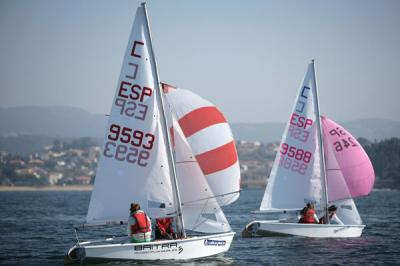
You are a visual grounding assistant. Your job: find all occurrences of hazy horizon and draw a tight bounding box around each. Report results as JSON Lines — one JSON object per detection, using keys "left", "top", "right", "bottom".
{"left": 2, "top": 105, "right": 400, "bottom": 125}
{"left": 1, "top": 0, "right": 399, "bottom": 123}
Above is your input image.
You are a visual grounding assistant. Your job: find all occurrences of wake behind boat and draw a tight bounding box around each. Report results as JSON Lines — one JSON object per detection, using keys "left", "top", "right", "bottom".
{"left": 243, "top": 60, "right": 374, "bottom": 238}
{"left": 67, "top": 3, "right": 240, "bottom": 262}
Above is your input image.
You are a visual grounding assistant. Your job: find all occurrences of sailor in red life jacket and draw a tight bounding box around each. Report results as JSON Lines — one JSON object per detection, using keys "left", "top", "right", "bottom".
{"left": 319, "top": 205, "right": 344, "bottom": 225}
{"left": 127, "top": 203, "right": 152, "bottom": 243}
{"left": 155, "top": 217, "right": 175, "bottom": 240}
{"left": 298, "top": 203, "right": 319, "bottom": 224}
{"left": 155, "top": 203, "right": 175, "bottom": 240}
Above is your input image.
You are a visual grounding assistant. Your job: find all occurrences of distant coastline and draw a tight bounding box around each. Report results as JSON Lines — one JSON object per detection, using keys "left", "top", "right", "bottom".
{"left": 0, "top": 185, "right": 93, "bottom": 192}
{"left": 0, "top": 185, "right": 397, "bottom": 192}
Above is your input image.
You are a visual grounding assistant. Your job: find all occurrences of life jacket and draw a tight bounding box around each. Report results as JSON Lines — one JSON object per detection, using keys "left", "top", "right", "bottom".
{"left": 130, "top": 211, "right": 151, "bottom": 234}
{"left": 302, "top": 208, "right": 316, "bottom": 224}
{"left": 156, "top": 218, "right": 173, "bottom": 234}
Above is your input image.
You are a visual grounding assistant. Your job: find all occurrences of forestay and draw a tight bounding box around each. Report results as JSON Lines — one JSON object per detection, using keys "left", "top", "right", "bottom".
{"left": 86, "top": 6, "right": 175, "bottom": 225}
{"left": 260, "top": 62, "right": 324, "bottom": 211}
{"left": 163, "top": 83, "right": 240, "bottom": 206}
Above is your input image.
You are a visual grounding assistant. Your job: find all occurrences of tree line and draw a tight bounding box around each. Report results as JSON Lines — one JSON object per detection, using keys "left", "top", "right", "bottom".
{"left": 360, "top": 137, "right": 400, "bottom": 189}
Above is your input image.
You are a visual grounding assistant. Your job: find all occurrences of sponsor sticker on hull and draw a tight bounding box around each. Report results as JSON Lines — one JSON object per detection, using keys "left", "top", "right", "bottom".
{"left": 204, "top": 239, "right": 226, "bottom": 246}
{"left": 133, "top": 242, "right": 182, "bottom": 255}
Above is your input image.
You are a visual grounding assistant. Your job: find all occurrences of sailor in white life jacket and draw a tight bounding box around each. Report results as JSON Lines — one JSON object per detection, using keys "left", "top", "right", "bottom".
{"left": 319, "top": 205, "right": 344, "bottom": 225}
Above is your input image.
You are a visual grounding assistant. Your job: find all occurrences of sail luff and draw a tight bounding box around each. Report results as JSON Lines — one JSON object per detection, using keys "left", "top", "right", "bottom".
{"left": 141, "top": 3, "right": 186, "bottom": 238}
{"left": 310, "top": 60, "right": 329, "bottom": 224}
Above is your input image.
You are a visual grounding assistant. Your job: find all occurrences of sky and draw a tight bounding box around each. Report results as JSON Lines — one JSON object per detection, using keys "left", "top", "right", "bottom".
{"left": 0, "top": 0, "right": 399, "bottom": 123}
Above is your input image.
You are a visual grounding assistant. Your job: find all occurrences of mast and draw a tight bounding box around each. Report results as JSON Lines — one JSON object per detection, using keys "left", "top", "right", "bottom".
{"left": 141, "top": 2, "right": 186, "bottom": 237}
{"left": 311, "top": 59, "right": 330, "bottom": 224}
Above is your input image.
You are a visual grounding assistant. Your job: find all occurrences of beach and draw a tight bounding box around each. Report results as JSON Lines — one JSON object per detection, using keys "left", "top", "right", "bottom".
{"left": 0, "top": 185, "right": 93, "bottom": 192}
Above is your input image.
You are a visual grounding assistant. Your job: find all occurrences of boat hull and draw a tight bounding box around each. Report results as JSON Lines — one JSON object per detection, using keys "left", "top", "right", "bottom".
{"left": 243, "top": 220, "right": 364, "bottom": 238}
{"left": 67, "top": 232, "right": 234, "bottom": 261}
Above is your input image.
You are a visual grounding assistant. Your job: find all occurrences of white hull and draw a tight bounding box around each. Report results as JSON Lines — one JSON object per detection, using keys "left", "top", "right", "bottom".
{"left": 67, "top": 232, "right": 234, "bottom": 261}
{"left": 243, "top": 220, "right": 364, "bottom": 238}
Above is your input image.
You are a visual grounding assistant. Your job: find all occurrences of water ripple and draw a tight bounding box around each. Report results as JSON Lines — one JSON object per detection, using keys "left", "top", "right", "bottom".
{"left": 0, "top": 189, "right": 399, "bottom": 265}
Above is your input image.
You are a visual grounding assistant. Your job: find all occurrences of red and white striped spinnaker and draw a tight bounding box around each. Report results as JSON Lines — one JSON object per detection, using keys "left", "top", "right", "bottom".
{"left": 163, "top": 83, "right": 240, "bottom": 206}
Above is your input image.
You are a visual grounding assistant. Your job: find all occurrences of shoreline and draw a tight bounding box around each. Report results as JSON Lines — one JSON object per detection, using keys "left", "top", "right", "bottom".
{"left": 0, "top": 185, "right": 93, "bottom": 192}
{"left": 0, "top": 185, "right": 397, "bottom": 192}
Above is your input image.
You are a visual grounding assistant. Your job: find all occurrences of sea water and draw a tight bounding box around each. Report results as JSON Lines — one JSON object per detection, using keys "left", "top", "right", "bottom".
{"left": 0, "top": 189, "right": 399, "bottom": 265}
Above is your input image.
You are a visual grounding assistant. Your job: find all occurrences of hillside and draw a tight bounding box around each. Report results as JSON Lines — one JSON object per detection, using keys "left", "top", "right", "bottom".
{"left": 363, "top": 138, "right": 400, "bottom": 189}
{"left": 1, "top": 106, "right": 400, "bottom": 144}
{"left": 0, "top": 106, "right": 107, "bottom": 138}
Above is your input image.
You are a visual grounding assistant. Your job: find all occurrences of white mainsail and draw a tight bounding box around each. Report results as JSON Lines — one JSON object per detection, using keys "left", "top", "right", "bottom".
{"left": 260, "top": 62, "right": 324, "bottom": 211}
{"left": 86, "top": 6, "right": 175, "bottom": 225}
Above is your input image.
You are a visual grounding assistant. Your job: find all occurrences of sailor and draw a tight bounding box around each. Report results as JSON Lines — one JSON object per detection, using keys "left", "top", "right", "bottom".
{"left": 155, "top": 217, "right": 174, "bottom": 240}
{"left": 319, "top": 205, "right": 344, "bottom": 225}
{"left": 298, "top": 203, "right": 319, "bottom": 224}
{"left": 127, "top": 203, "right": 152, "bottom": 243}
{"left": 155, "top": 203, "right": 175, "bottom": 240}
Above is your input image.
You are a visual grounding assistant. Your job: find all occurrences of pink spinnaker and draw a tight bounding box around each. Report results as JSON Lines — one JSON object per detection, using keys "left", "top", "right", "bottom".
{"left": 322, "top": 117, "right": 375, "bottom": 201}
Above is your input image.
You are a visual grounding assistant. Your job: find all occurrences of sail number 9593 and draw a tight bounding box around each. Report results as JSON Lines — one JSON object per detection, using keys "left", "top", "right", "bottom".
{"left": 103, "top": 142, "right": 149, "bottom": 166}
{"left": 107, "top": 124, "right": 155, "bottom": 150}
{"left": 103, "top": 124, "right": 156, "bottom": 167}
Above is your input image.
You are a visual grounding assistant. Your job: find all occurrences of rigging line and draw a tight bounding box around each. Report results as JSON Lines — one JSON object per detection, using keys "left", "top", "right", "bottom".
{"left": 175, "top": 160, "right": 197, "bottom": 164}
{"left": 182, "top": 190, "right": 241, "bottom": 205}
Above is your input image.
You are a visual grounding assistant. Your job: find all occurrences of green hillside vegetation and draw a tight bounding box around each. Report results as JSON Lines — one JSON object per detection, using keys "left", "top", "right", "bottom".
{"left": 361, "top": 138, "right": 400, "bottom": 189}
{"left": 0, "top": 136, "right": 399, "bottom": 189}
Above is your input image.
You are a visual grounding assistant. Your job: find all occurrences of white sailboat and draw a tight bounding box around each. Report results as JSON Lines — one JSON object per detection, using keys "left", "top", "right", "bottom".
{"left": 66, "top": 3, "right": 240, "bottom": 261}
{"left": 243, "top": 60, "right": 375, "bottom": 238}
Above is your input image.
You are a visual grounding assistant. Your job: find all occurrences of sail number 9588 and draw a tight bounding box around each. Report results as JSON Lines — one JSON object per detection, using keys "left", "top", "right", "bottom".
{"left": 278, "top": 143, "right": 313, "bottom": 175}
